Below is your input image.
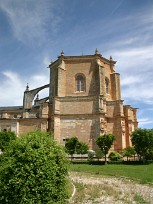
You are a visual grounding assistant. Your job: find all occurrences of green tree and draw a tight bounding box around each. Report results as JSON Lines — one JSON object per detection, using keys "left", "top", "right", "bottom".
{"left": 108, "top": 151, "right": 122, "bottom": 161}
{"left": 0, "top": 131, "right": 68, "bottom": 204}
{"left": 96, "top": 134, "right": 115, "bottom": 164}
{"left": 95, "top": 148, "right": 104, "bottom": 161}
{"left": 145, "top": 149, "right": 153, "bottom": 160}
{"left": 122, "top": 146, "right": 136, "bottom": 161}
{"left": 65, "top": 137, "right": 78, "bottom": 159}
{"left": 65, "top": 137, "right": 89, "bottom": 159}
{"left": 87, "top": 150, "right": 95, "bottom": 163}
{"left": 131, "top": 128, "right": 153, "bottom": 163}
{"left": 0, "top": 131, "right": 16, "bottom": 152}
{"left": 76, "top": 141, "right": 89, "bottom": 154}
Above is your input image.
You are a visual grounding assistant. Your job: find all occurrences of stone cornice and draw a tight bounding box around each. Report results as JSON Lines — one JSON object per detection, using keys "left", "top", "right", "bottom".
{"left": 0, "top": 118, "right": 48, "bottom": 122}
{"left": 53, "top": 95, "right": 97, "bottom": 102}
{"left": 49, "top": 54, "right": 116, "bottom": 68}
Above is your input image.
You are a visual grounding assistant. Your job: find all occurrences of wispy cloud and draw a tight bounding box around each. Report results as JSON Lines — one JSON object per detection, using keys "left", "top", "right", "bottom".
{"left": 121, "top": 76, "right": 140, "bottom": 86}
{"left": 0, "top": 70, "right": 49, "bottom": 106}
{"left": 0, "top": 0, "right": 61, "bottom": 43}
{"left": 138, "top": 117, "right": 153, "bottom": 127}
{"left": 0, "top": 71, "right": 24, "bottom": 106}
{"left": 112, "top": 45, "right": 153, "bottom": 104}
{"left": 110, "top": 0, "right": 124, "bottom": 16}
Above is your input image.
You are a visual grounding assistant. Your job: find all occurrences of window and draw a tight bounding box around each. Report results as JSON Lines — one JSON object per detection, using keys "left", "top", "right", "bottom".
{"left": 105, "top": 78, "right": 109, "bottom": 94}
{"left": 75, "top": 74, "right": 85, "bottom": 92}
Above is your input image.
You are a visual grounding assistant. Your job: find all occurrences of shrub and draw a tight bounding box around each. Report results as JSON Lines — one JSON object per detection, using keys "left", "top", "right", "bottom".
{"left": 76, "top": 141, "right": 89, "bottom": 154}
{"left": 88, "top": 150, "right": 95, "bottom": 163}
{"left": 95, "top": 148, "right": 104, "bottom": 161}
{"left": 108, "top": 151, "right": 122, "bottom": 161}
{"left": 0, "top": 131, "right": 68, "bottom": 204}
{"left": 65, "top": 137, "right": 89, "bottom": 159}
{"left": 122, "top": 146, "right": 136, "bottom": 161}
{"left": 0, "top": 131, "right": 16, "bottom": 152}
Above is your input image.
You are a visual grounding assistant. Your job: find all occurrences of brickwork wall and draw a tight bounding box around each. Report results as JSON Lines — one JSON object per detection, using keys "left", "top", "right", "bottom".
{"left": 0, "top": 118, "right": 48, "bottom": 136}
{"left": 40, "top": 103, "right": 48, "bottom": 118}
{"left": 65, "top": 59, "right": 99, "bottom": 96}
{"left": 60, "top": 99, "right": 96, "bottom": 115}
{"left": 54, "top": 116, "right": 61, "bottom": 142}
{"left": 60, "top": 116, "right": 99, "bottom": 149}
{"left": 19, "top": 119, "right": 48, "bottom": 135}
{"left": 0, "top": 120, "right": 19, "bottom": 134}
{"left": 110, "top": 73, "right": 121, "bottom": 101}
{"left": 58, "top": 64, "right": 66, "bottom": 97}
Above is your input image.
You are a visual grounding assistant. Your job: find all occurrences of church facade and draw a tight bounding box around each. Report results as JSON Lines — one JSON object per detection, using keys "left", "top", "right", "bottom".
{"left": 0, "top": 50, "right": 138, "bottom": 151}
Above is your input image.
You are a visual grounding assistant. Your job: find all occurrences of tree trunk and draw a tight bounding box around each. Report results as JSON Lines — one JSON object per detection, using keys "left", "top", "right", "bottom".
{"left": 142, "top": 154, "right": 146, "bottom": 164}
{"left": 104, "top": 154, "right": 107, "bottom": 165}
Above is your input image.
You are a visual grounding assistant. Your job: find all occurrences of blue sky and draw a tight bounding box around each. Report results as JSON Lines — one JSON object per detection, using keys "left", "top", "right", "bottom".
{"left": 0, "top": 0, "right": 153, "bottom": 128}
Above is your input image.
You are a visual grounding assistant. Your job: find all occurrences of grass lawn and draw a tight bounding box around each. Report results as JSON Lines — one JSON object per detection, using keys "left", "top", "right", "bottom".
{"left": 69, "top": 163, "right": 153, "bottom": 184}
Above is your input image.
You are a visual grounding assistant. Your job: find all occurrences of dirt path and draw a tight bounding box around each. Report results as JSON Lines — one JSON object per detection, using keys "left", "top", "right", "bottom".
{"left": 69, "top": 172, "right": 153, "bottom": 204}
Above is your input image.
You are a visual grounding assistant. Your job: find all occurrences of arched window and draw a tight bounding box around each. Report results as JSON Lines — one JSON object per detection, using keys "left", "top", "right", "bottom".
{"left": 105, "top": 78, "right": 109, "bottom": 94}
{"left": 75, "top": 74, "right": 85, "bottom": 92}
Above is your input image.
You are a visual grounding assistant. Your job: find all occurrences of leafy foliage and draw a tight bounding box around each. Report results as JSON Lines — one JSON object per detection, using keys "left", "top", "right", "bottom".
{"left": 96, "top": 134, "right": 115, "bottom": 164}
{"left": 95, "top": 148, "right": 104, "bottom": 161}
{"left": 65, "top": 137, "right": 78, "bottom": 156}
{"left": 65, "top": 137, "right": 89, "bottom": 157}
{"left": 122, "top": 146, "right": 136, "bottom": 161}
{"left": 87, "top": 150, "right": 95, "bottom": 162}
{"left": 145, "top": 149, "right": 153, "bottom": 160}
{"left": 76, "top": 141, "right": 89, "bottom": 154}
{"left": 108, "top": 151, "right": 122, "bottom": 161}
{"left": 0, "top": 131, "right": 69, "bottom": 204}
{"left": 131, "top": 128, "right": 153, "bottom": 162}
{"left": 0, "top": 131, "right": 16, "bottom": 152}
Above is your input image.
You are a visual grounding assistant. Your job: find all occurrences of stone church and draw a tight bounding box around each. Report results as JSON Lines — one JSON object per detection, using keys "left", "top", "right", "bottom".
{"left": 0, "top": 50, "right": 138, "bottom": 150}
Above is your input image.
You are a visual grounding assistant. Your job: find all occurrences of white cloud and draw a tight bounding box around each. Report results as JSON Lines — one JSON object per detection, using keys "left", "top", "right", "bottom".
{"left": 113, "top": 45, "right": 153, "bottom": 73}
{"left": 110, "top": 45, "right": 153, "bottom": 104}
{"left": 0, "top": 71, "right": 24, "bottom": 106}
{"left": 121, "top": 83, "right": 153, "bottom": 103}
{"left": 138, "top": 117, "right": 153, "bottom": 128}
{"left": 43, "top": 56, "right": 51, "bottom": 68}
{"left": 0, "top": 0, "right": 61, "bottom": 43}
{"left": 0, "top": 70, "right": 49, "bottom": 106}
{"left": 147, "top": 108, "right": 153, "bottom": 111}
{"left": 121, "top": 76, "right": 140, "bottom": 86}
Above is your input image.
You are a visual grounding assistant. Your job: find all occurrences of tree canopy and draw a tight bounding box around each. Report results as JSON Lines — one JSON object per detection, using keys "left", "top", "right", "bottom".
{"left": 122, "top": 146, "right": 136, "bottom": 161}
{"left": 0, "top": 131, "right": 69, "bottom": 204}
{"left": 131, "top": 128, "right": 153, "bottom": 162}
{"left": 96, "top": 134, "right": 115, "bottom": 164}
{"left": 65, "top": 136, "right": 89, "bottom": 158}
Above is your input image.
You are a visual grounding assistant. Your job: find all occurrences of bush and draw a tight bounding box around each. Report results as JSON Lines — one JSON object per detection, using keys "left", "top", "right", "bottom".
{"left": 65, "top": 137, "right": 89, "bottom": 160}
{"left": 88, "top": 150, "right": 95, "bottom": 163}
{"left": 145, "top": 149, "right": 153, "bottom": 160}
{"left": 108, "top": 151, "right": 122, "bottom": 161}
{"left": 76, "top": 141, "right": 89, "bottom": 154}
{"left": 0, "top": 131, "right": 16, "bottom": 152}
{"left": 0, "top": 131, "right": 69, "bottom": 204}
{"left": 95, "top": 148, "right": 104, "bottom": 160}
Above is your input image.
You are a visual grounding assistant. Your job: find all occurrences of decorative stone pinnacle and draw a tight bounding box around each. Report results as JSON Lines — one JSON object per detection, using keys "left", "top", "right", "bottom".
{"left": 61, "top": 50, "right": 64, "bottom": 56}
{"left": 110, "top": 56, "right": 113, "bottom": 61}
{"left": 36, "top": 94, "right": 39, "bottom": 100}
{"left": 26, "top": 83, "right": 29, "bottom": 91}
{"left": 95, "top": 48, "right": 99, "bottom": 55}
